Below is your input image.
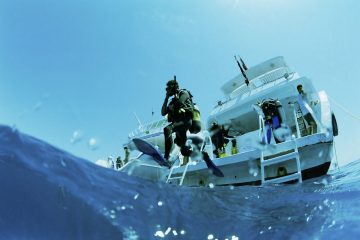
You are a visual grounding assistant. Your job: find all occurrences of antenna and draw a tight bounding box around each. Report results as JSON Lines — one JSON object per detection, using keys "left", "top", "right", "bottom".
{"left": 133, "top": 112, "right": 143, "bottom": 128}
{"left": 240, "top": 57, "right": 248, "bottom": 70}
{"left": 234, "top": 55, "right": 249, "bottom": 86}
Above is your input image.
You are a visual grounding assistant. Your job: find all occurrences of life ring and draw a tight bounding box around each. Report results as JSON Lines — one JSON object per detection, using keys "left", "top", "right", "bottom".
{"left": 332, "top": 113, "right": 338, "bottom": 136}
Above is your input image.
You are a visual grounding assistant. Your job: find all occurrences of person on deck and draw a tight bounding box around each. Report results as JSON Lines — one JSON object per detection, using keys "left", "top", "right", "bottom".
{"left": 116, "top": 156, "right": 123, "bottom": 169}
{"left": 123, "top": 146, "right": 130, "bottom": 164}
{"left": 297, "top": 84, "right": 317, "bottom": 135}
{"left": 161, "top": 78, "right": 194, "bottom": 163}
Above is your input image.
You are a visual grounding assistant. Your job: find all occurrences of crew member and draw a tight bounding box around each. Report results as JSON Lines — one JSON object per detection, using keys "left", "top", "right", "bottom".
{"left": 297, "top": 85, "right": 317, "bottom": 135}
{"left": 116, "top": 156, "right": 123, "bottom": 169}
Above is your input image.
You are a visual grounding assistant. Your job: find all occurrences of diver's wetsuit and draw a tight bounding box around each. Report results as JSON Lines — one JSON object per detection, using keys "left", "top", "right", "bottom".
{"left": 210, "top": 123, "right": 230, "bottom": 158}
{"left": 162, "top": 89, "right": 193, "bottom": 160}
{"left": 261, "top": 100, "right": 283, "bottom": 143}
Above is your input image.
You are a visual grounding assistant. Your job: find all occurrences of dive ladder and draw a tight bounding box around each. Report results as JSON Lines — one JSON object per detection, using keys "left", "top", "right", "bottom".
{"left": 260, "top": 139, "right": 302, "bottom": 185}
{"left": 166, "top": 161, "right": 192, "bottom": 186}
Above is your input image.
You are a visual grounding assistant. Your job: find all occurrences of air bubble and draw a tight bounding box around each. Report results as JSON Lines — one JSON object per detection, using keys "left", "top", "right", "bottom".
{"left": 70, "top": 130, "right": 83, "bottom": 144}
{"left": 154, "top": 231, "right": 165, "bottom": 238}
{"left": 60, "top": 159, "right": 67, "bottom": 167}
{"left": 88, "top": 137, "right": 99, "bottom": 150}
{"left": 165, "top": 227, "right": 171, "bottom": 235}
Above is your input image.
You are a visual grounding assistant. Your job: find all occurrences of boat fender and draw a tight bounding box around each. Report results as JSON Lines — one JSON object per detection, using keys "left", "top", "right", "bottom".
{"left": 331, "top": 113, "right": 338, "bottom": 136}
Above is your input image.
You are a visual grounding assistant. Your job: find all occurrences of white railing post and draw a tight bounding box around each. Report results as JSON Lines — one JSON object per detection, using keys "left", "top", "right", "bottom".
{"left": 258, "top": 115, "right": 262, "bottom": 141}
{"left": 293, "top": 108, "right": 301, "bottom": 138}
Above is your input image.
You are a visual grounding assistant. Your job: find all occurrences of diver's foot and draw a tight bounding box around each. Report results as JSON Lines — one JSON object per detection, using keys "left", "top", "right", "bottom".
{"left": 164, "top": 154, "right": 170, "bottom": 161}
{"left": 181, "top": 156, "right": 189, "bottom": 166}
{"left": 165, "top": 159, "right": 173, "bottom": 169}
{"left": 163, "top": 155, "right": 172, "bottom": 168}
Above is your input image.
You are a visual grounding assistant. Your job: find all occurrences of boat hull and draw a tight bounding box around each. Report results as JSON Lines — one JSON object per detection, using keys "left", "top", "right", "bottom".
{"left": 121, "top": 134, "right": 333, "bottom": 187}
{"left": 174, "top": 141, "right": 332, "bottom": 187}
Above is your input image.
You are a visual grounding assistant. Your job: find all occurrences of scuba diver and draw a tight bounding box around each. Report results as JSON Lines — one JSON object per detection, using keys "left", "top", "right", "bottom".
{"left": 261, "top": 99, "right": 282, "bottom": 143}
{"left": 256, "top": 99, "right": 290, "bottom": 144}
{"left": 209, "top": 122, "right": 232, "bottom": 158}
{"left": 161, "top": 77, "right": 199, "bottom": 163}
{"left": 231, "top": 139, "right": 238, "bottom": 155}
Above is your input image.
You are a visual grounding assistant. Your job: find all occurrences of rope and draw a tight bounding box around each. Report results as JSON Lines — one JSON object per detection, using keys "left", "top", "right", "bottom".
{"left": 333, "top": 140, "right": 340, "bottom": 171}
{"left": 328, "top": 95, "right": 360, "bottom": 121}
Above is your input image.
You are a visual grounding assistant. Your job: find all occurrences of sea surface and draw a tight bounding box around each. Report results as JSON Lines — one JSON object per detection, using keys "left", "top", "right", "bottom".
{"left": 0, "top": 125, "right": 359, "bottom": 240}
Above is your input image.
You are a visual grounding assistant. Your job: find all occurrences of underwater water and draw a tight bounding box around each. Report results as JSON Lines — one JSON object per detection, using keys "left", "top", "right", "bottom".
{"left": 0, "top": 125, "right": 359, "bottom": 240}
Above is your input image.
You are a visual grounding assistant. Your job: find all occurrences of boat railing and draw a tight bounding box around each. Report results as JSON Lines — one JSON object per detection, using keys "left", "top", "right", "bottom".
{"left": 129, "top": 118, "right": 168, "bottom": 138}
{"left": 215, "top": 67, "right": 296, "bottom": 108}
{"left": 253, "top": 104, "right": 267, "bottom": 143}
{"left": 289, "top": 99, "right": 324, "bottom": 138}
{"left": 230, "top": 67, "right": 294, "bottom": 98}
{"left": 292, "top": 105, "right": 302, "bottom": 138}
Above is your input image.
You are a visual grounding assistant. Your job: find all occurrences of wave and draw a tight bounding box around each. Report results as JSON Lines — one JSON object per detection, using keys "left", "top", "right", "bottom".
{"left": 0, "top": 125, "right": 359, "bottom": 240}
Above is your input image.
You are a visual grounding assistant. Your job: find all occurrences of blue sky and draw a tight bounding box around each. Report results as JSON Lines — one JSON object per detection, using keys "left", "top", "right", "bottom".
{"left": 1, "top": 0, "right": 359, "bottom": 165}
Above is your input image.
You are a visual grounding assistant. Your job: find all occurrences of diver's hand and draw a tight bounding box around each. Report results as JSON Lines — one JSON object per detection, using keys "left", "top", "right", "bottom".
{"left": 165, "top": 90, "right": 172, "bottom": 99}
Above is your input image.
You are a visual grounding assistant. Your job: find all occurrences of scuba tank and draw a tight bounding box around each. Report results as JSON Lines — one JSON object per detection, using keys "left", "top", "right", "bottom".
{"left": 190, "top": 104, "right": 201, "bottom": 134}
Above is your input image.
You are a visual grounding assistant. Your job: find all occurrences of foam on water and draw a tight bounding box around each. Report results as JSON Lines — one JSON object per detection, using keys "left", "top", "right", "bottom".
{"left": 0, "top": 125, "right": 359, "bottom": 239}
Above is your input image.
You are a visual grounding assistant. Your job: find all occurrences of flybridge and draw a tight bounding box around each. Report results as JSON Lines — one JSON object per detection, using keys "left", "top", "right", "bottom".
{"left": 221, "top": 56, "right": 297, "bottom": 100}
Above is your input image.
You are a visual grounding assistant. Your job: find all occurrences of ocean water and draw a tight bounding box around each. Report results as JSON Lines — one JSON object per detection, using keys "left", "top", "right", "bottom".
{"left": 0, "top": 125, "right": 359, "bottom": 240}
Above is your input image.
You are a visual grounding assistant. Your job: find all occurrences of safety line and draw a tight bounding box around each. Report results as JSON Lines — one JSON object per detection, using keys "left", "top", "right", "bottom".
{"left": 328, "top": 95, "right": 360, "bottom": 121}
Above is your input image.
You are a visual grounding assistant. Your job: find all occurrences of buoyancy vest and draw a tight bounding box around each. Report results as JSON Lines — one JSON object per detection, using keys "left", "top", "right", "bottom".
{"left": 178, "top": 89, "right": 194, "bottom": 115}
{"left": 167, "top": 89, "right": 202, "bottom": 133}
{"left": 168, "top": 89, "right": 194, "bottom": 121}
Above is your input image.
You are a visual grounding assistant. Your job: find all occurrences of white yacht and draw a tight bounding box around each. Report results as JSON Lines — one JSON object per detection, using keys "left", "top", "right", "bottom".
{"left": 120, "top": 56, "right": 339, "bottom": 187}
